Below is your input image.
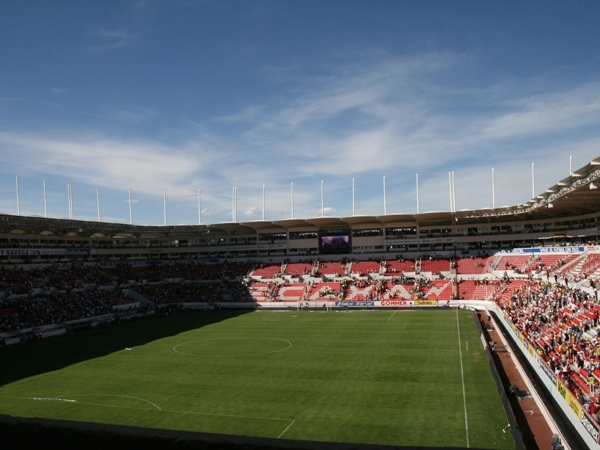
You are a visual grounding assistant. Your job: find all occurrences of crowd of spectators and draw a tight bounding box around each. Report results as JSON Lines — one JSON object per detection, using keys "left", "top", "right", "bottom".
{"left": 0, "top": 288, "right": 128, "bottom": 332}
{"left": 1, "top": 255, "right": 599, "bottom": 358}
{"left": 0, "top": 264, "right": 136, "bottom": 333}
{"left": 137, "top": 279, "right": 254, "bottom": 306}
{"left": 498, "top": 279, "right": 600, "bottom": 422}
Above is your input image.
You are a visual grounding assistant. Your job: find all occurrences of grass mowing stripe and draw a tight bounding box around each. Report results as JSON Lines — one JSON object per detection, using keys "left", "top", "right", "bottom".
{"left": 0, "top": 309, "right": 516, "bottom": 448}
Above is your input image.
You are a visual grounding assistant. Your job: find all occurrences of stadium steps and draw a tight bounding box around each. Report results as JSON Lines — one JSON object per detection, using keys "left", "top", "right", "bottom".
{"left": 122, "top": 288, "right": 156, "bottom": 312}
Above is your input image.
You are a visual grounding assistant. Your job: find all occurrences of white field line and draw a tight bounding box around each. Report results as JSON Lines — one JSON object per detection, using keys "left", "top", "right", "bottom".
{"left": 3, "top": 394, "right": 294, "bottom": 438}
{"left": 172, "top": 337, "right": 293, "bottom": 357}
{"left": 277, "top": 419, "right": 296, "bottom": 439}
{"left": 456, "top": 309, "right": 470, "bottom": 448}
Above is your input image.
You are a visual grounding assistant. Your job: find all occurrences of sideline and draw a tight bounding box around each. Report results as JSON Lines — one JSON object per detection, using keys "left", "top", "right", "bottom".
{"left": 455, "top": 309, "right": 470, "bottom": 448}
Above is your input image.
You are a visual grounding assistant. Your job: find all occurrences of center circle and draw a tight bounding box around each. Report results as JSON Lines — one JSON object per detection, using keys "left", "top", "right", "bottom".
{"left": 173, "top": 337, "right": 292, "bottom": 357}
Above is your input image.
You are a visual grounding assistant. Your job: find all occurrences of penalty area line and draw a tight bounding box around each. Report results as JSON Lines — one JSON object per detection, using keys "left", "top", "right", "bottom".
{"left": 6, "top": 393, "right": 296, "bottom": 439}
{"left": 277, "top": 419, "right": 296, "bottom": 439}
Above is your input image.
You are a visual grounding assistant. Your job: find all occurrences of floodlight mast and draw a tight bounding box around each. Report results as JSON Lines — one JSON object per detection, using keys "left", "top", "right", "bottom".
{"left": 43, "top": 179, "right": 48, "bottom": 218}
{"left": 97, "top": 186, "right": 101, "bottom": 222}
{"left": 128, "top": 188, "right": 133, "bottom": 225}
{"left": 383, "top": 175, "right": 387, "bottom": 215}
{"left": 15, "top": 174, "right": 20, "bottom": 216}
{"left": 321, "top": 180, "right": 324, "bottom": 217}
{"left": 163, "top": 189, "right": 167, "bottom": 226}
{"left": 492, "top": 168, "right": 496, "bottom": 210}
{"left": 290, "top": 182, "right": 294, "bottom": 219}
{"left": 416, "top": 173, "right": 420, "bottom": 214}
{"left": 352, "top": 177, "right": 355, "bottom": 216}
{"left": 197, "top": 190, "right": 201, "bottom": 225}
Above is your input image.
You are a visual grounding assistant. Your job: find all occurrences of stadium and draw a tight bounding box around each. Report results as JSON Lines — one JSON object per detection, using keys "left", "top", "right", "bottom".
{"left": 1, "top": 156, "right": 600, "bottom": 450}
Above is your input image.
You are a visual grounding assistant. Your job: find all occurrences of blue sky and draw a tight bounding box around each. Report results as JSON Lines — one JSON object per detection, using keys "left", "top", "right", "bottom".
{"left": 1, "top": 0, "right": 600, "bottom": 225}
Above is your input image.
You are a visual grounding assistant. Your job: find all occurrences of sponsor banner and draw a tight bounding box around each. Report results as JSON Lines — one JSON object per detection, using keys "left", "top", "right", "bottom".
{"left": 580, "top": 413, "right": 600, "bottom": 443}
{"left": 414, "top": 300, "right": 437, "bottom": 306}
{"left": 538, "top": 358, "right": 557, "bottom": 384}
{"left": 379, "top": 300, "right": 410, "bottom": 306}
{"left": 246, "top": 244, "right": 288, "bottom": 251}
{"left": 481, "top": 334, "right": 488, "bottom": 350}
{"left": 377, "top": 300, "right": 438, "bottom": 307}
{"left": 557, "top": 379, "right": 583, "bottom": 419}
{"left": 0, "top": 248, "right": 90, "bottom": 257}
{"left": 335, "top": 302, "right": 375, "bottom": 307}
{"left": 384, "top": 237, "right": 455, "bottom": 245}
{"left": 65, "top": 249, "right": 90, "bottom": 255}
{"left": 460, "top": 250, "right": 500, "bottom": 256}
{"left": 150, "top": 244, "right": 287, "bottom": 253}
{"left": 498, "top": 246, "right": 585, "bottom": 254}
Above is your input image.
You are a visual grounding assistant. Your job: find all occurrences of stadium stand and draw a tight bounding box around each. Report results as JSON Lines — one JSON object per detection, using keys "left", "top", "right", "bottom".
{"left": 383, "top": 258, "right": 415, "bottom": 274}
{"left": 1, "top": 156, "right": 600, "bottom": 448}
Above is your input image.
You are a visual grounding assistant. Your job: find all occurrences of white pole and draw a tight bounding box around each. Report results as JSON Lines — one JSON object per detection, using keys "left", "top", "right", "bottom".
{"left": 531, "top": 162, "right": 535, "bottom": 198}
{"left": 68, "top": 181, "right": 74, "bottom": 219}
{"left": 416, "top": 173, "right": 420, "bottom": 214}
{"left": 67, "top": 181, "right": 71, "bottom": 219}
{"left": 321, "top": 179, "right": 324, "bottom": 217}
{"left": 291, "top": 182, "right": 294, "bottom": 218}
{"left": 383, "top": 175, "right": 387, "bottom": 215}
{"left": 448, "top": 172, "right": 453, "bottom": 212}
{"left": 198, "top": 189, "right": 202, "bottom": 225}
{"left": 352, "top": 177, "right": 355, "bottom": 216}
{"left": 96, "top": 186, "right": 101, "bottom": 222}
{"left": 15, "top": 174, "right": 20, "bottom": 216}
{"left": 163, "top": 189, "right": 167, "bottom": 225}
{"left": 570, "top": 155, "right": 573, "bottom": 175}
{"left": 262, "top": 184, "right": 265, "bottom": 221}
{"left": 70, "top": 182, "right": 74, "bottom": 219}
{"left": 452, "top": 171, "right": 456, "bottom": 213}
{"left": 232, "top": 187, "right": 237, "bottom": 222}
{"left": 197, "top": 190, "right": 202, "bottom": 225}
{"left": 128, "top": 188, "right": 133, "bottom": 225}
{"left": 43, "top": 179, "right": 48, "bottom": 218}
{"left": 492, "top": 168, "right": 496, "bottom": 209}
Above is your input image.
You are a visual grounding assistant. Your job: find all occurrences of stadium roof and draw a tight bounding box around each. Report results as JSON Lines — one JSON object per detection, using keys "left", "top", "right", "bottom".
{"left": 1, "top": 157, "right": 599, "bottom": 239}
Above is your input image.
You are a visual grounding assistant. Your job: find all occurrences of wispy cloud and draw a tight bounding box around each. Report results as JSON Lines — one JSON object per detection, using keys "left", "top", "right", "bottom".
{"left": 85, "top": 29, "right": 139, "bottom": 51}
{"left": 2, "top": 52, "right": 599, "bottom": 223}
{"left": 113, "top": 107, "right": 158, "bottom": 123}
{"left": 0, "top": 132, "right": 215, "bottom": 198}
{"left": 480, "top": 83, "right": 600, "bottom": 140}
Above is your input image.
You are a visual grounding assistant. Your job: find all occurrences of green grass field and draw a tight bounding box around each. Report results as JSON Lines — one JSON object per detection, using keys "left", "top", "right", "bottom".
{"left": 0, "top": 309, "right": 515, "bottom": 448}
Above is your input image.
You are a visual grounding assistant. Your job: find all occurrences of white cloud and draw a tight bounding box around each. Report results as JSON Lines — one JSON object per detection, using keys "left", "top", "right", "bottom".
{"left": 0, "top": 132, "right": 216, "bottom": 198}
{"left": 2, "top": 52, "right": 600, "bottom": 224}
{"left": 243, "top": 206, "right": 260, "bottom": 217}
{"left": 480, "top": 83, "right": 600, "bottom": 140}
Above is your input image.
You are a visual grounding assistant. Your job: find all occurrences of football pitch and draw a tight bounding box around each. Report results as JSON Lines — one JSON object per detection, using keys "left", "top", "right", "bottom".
{"left": 0, "top": 309, "right": 516, "bottom": 448}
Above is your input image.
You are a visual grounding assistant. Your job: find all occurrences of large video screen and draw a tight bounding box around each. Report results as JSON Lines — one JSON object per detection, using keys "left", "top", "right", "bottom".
{"left": 319, "top": 234, "right": 351, "bottom": 255}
